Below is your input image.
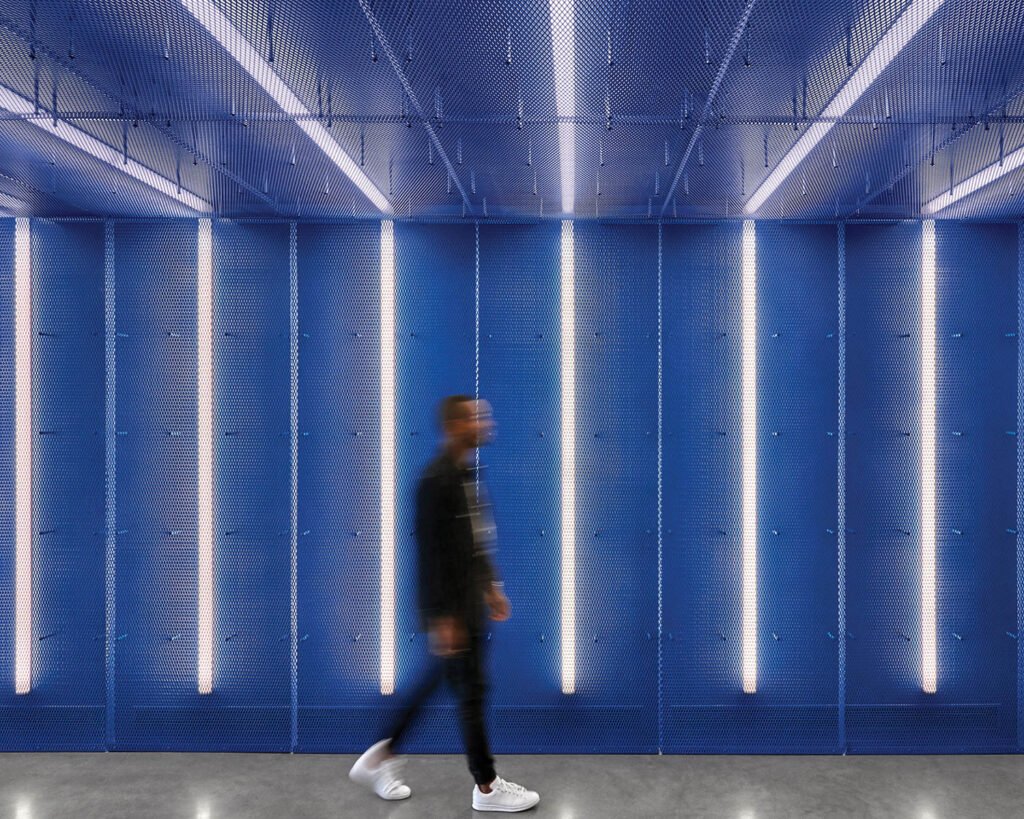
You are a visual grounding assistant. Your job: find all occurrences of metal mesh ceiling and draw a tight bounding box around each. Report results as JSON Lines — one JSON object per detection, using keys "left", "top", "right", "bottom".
{"left": 0, "top": 0, "right": 1022, "bottom": 220}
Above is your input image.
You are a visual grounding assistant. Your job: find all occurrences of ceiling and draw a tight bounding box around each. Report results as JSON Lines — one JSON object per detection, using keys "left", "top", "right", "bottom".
{"left": 0, "top": 0, "right": 1022, "bottom": 221}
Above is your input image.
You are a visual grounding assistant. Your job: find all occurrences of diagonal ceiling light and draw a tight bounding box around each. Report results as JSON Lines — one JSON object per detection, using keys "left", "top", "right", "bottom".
{"left": 181, "top": 0, "right": 392, "bottom": 214}
{"left": 922, "top": 143, "right": 1024, "bottom": 214}
{"left": 549, "top": 0, "right": 576, "bottom": 215}
{"left": 745, "top": 0, "right": 945, "bottom": 214}
{"left": 0, "top": 85, "right": 212, "bottom": 213}
{"left": 0, "top": 190, "right": 29, "bottom": 215}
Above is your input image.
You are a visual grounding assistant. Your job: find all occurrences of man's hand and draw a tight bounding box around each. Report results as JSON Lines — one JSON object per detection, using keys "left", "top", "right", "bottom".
{"left": 485, "top": 586, "right": 511, "bottom": 622}
{"left": 429, "top": 616, "right": 468, "bottom": 657}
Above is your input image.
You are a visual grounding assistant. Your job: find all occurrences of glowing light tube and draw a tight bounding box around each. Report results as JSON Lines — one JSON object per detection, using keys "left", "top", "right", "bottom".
{"left": 0, "top": 85, "right": 211, "bottom": 213}
{"left": 921, "top": 219, "right": 937, "bottom": 695}
{"left": 741, "top": 220, "right": 758, "bottom": 695}
{"left": 560, "top": 220, "right": 576, "bottom": 694}
{"left": 745, "top": 0, "right": 945, "bottom": 214}
{"left": 922, "top": 143, "right": 1024, "bottom": 214}
{"left": 197, "top": 219, "right": 214, "bottom": 695}
{"left": 549, "top": 0, "right": 576, "bottom": 214}
{"left": 15, "top": 217, "right": 32, "bottom": 695}
{"left": 0, "top": 192, "right": 28, "bottom": 215}
{"left": 380, "top": 220, "right": 396, "bottom": 696}
{"left": 180, "top": 0, "right": 391, "bottom": 213}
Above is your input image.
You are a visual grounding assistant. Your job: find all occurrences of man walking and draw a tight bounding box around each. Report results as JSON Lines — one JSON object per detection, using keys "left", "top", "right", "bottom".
{"left": 350, "top": 395, "right": 540, "bottom": 813}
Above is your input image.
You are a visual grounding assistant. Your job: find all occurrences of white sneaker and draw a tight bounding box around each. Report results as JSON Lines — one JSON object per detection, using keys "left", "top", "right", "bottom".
{"left": 348, "top": 738, "right": 412, "bottom": 801}
{"left": 472, "top": 776, "right": 540, "bottom": 813}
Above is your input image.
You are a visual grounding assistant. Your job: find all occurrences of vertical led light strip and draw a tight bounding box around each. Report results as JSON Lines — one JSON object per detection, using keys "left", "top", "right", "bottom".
{"left": 560, "top": 220, "right": 576, "bottom": 695}
{"left": 741, "top": 220, "right": 758, "bottom": 695}
{"left": 549, "top": 0, "right": 576, "bottom": 214}
{"left": 1017, "top": 223, "right": 1023, "bottom": 749}
{"left": 289, "top": 222, "right": 299, "bottom": 747}
{"left": 656, "top": 222, "right": 664, "bottom": 747}
{"left": 837, "top": 223, "right": 847, "bottom": 747}
{"left": 379, "top": 220, "right": 396, "bottom": 696}
{"left": 14, "top": 218, "right": 32, "bottom": 696}
{"left": 921, "top": 219, "right": 937, "bottom": 695}
{"left": 196, "top": 218, "right": 214, "bottom": 696}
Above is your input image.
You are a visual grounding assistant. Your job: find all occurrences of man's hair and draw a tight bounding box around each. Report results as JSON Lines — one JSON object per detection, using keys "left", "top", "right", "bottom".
{"left": 439, "top": 394, "right": 474, "bottom": 428}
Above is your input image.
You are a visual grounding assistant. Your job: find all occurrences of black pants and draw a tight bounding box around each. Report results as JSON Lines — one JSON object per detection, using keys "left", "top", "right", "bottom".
{"left": 386, "top": 627, "right": 496, "bottom": 786}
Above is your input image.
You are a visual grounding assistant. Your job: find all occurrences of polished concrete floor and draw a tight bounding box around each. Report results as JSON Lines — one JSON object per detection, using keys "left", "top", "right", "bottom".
{"left": 0, "top": 752, "right": 1021, "bottom": 819}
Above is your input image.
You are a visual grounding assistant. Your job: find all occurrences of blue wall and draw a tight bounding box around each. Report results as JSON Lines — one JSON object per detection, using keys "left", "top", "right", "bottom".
{"left": 0, "top": 217, "right": 1018, "bottom": 754}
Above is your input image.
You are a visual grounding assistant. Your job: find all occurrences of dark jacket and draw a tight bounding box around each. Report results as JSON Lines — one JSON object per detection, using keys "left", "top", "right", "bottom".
{"left": 416, "top": 451, "right": 500, "bottom": 631}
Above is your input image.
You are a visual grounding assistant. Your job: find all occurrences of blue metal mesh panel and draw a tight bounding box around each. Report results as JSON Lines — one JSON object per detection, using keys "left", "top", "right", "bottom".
{"left": 26, "top": 221, "right": 106, "bottom": 749}
{"left": 571, "top": 222, "right": 659, "bottom": 752}
{"left": 846, "top": 221, "right": 1018, "bottom": 752}
{"left": 295, "top": 223, "right": 382, "bottom": 752}
{"left": 2, "top": 1, "right": 1024, "bottom": 220}
{"left": 0, "top": 216, "right": 1018, "bottom": 754}
{"left": 754, "top": 223, "right": 841, "bottom": 751}
{"left": 0, "top": 219, "right": 107, "bottom": 750}
{"left": 113, "top": 221, "right": 205, "bottom": 749}
{"left": 845, "top": 222, "right": 925, "bottom": 751}
{"left": 477, "top": 223, "right": 565, "bottom": 751}
{"left": 931, "top": 222, "right": 1017, "bottom": 750}
{"left": 391, "top": 222, "right": 475, "bottom": 752}
{"left": 209, "top": 220, "right": 292, "bottom": 749}
{"left": 661, "top": 223, "right": 745, "bottom": 751}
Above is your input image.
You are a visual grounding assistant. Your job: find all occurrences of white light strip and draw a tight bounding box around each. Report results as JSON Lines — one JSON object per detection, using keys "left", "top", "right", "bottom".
{"left": 923, "top": 143, "right": 1024, "bottom": 214}
{"left": 197, "top": 219, "right": 214, "bottom": 695}
{"left": 0, "top": 85, "right": 211, "bottom": 213}
{"left": 380, "top": 220, "right": 396, "bottom": 696}
{"left": 560, "top": 220, "right": 576, "bottom": 694}
{"left": 14, "top": 218, "right": 32, "bottom": 696}
{"left": 745, "top": 0, "right": 944, "bottom": 214}
{"left": 741, "top": 219, "right": 758, "bottom": 695}
{"left": 549, "top": 0, "right": 576, "bottom": 215}
{"left": 0, "top": 192, "right": 28, "bottom": 215}
{"left": 180, "top": 0, "right": 391, "bottom": 214}
{"left": 921, "top": 219, "right": 937, "bottom": 695}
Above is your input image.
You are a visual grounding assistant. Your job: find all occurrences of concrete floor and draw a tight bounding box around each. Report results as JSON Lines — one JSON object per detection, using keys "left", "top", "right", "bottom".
{"left": 0, "top": 752, "right": 1022, "bottom": 819}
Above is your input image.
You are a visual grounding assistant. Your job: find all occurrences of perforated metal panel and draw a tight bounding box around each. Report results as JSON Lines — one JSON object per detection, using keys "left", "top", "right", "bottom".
{"left": 2, "top": 2, "right": 1024, "bottom": 219}
{"left": 27, "top": 220, "right": 106, "bottom": 749}
{"left": 391, "top": 222, "right": 476, "bottom": 752}
{"left": 930, "top": 222, "right": 1017, "bottom": 751}
{"left": 209, "top": 220, "right": 292, "bottom": 749}
{"left": 571, "top": 222, "right": 659, "bottom": 752}
{"left": 294, "top": 222, "right": 383, "bottom": 752}
{"left": 661, "top": 222, "right": 748, "bottom": 752}
{"left": 753, "top": 222, "right": 841, "bottom": 751}
{"left": 0, "top": 220, "right": 106, "bottom": 749}
{"left": 843, "top": 221, "right": 1017, "bottom": 752}
{"left": 0, "top": 215, "right": 1020, "bottom": 755}
{"left": 477, "top": 222, "right": 565, "bottom": 751}
{"left": 114, "top": 220, "right": 205, "bottom": 749}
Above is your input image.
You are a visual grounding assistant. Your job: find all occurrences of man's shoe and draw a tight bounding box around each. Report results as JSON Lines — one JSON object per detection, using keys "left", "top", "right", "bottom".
{"left": 471, "top": 776, "right": 540, "bottom": 812}
{"left": 349, "top": 739, "right": 412, "bottom": 801}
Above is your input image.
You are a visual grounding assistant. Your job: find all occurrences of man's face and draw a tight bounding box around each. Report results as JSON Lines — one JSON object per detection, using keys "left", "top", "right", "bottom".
{"left": 450, "top": 399, "right": 495, "bottom": 449}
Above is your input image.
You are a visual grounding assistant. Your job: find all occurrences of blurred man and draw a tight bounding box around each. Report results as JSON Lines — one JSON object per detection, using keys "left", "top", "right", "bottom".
{"left": 350, "top": 396, "right": 540, "bottom": 813}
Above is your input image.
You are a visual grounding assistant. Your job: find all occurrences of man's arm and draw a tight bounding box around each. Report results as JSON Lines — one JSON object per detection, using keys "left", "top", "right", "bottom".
{"left": 416, "top": 472, "right": 468, "bottom": 654}
{"left": 416, "top": 472, "right": 452, "bottom": 622}
{"left": 477, "top": 551, "right": 510, "bottom": 622}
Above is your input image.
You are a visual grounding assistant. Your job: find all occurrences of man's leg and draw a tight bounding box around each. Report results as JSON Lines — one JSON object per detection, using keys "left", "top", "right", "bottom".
{"left": 350, "top": 655, "right": 444, "bottom": 802}
{"left": 446, "top": 629, "right": 496, "bottom": 786}
{"left": 384, "top": 656, "right": 446, "bottom": 752}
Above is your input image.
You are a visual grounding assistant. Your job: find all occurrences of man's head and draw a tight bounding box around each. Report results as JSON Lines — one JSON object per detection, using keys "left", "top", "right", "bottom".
{"left": 439, "top": 395, "right": 494, "bottom": 451}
